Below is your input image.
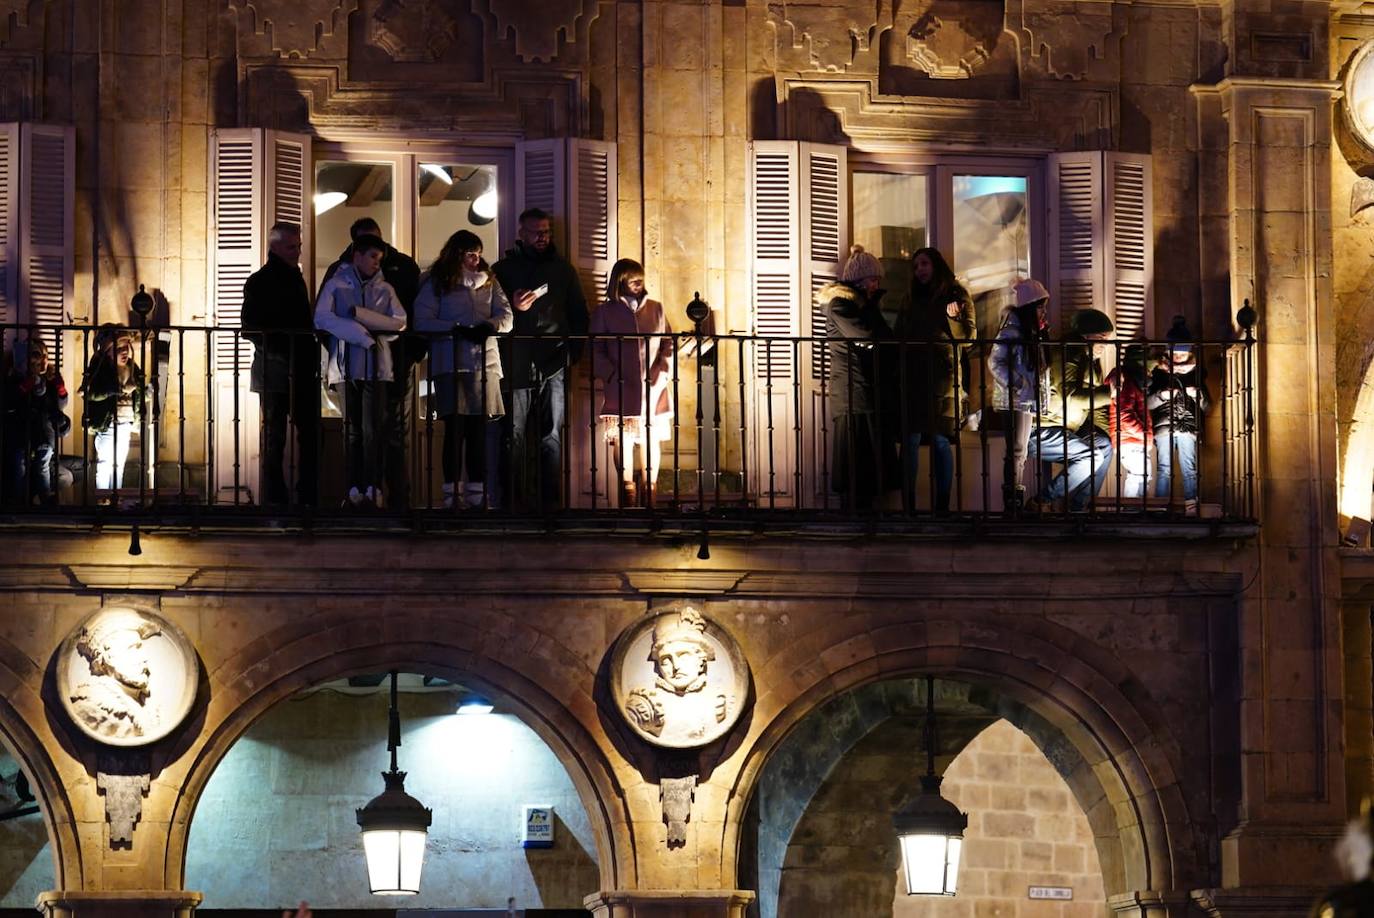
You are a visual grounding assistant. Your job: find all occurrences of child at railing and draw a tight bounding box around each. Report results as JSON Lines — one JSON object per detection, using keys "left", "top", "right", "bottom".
{"left": 80, "top": 326, "right": 144, "bottom": 504}
{"left": 3, "top": 338, "right": 69, "bottom": 506}
{"left": 589, "top": 258, "right": 674, "bottom": 507}
{"left": 1106, "top": 341, "right": 1152, "bottom": 499}
{"left": 1148, "top": 316, "right": 1210, "bottom": 503}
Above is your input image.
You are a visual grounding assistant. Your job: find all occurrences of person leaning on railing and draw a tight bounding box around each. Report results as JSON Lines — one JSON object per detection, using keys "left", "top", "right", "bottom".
{"left": 892, "top": 246, "right": 975, "bottom": 513}
{"left": 1043, "top": 308, "right": 1117, "bottom": 510}
{"left": 314, "top": 235, "right": 407, "bottom": 510}
{"left": 589, "top": 257, "right": 674, "bottom": 508}
{"left": 80, "top": 325, "right": 145, "bottom": 506}
{"left": 820, "top": 245, "right": 896, "bottom": 511}
{"left": 413, "top": 230, "right": 512, "bottom": 510}
{"left": 989, "top": 280, "right": 1105, "bottom": 512}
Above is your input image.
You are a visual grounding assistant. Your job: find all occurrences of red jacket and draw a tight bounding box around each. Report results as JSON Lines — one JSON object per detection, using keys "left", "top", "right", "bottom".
{"left": 1106, "top": 369, "right": 1152, "bottom": 446}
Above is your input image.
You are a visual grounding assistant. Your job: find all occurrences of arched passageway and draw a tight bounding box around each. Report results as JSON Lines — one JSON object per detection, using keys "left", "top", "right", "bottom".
{"left": 0, "top": 741, "right": 56, "bottom": 908}
{"left": 184, "top": 672, "right": 600, "bottom": 910}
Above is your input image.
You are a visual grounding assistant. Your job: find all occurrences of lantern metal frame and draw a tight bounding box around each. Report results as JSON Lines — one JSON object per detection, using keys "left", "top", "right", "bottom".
{"left": 893, "top": 676, "right": 969, "bottom": 896}
{"left": 356, "top": 671, "right": 433, "bottom": 895}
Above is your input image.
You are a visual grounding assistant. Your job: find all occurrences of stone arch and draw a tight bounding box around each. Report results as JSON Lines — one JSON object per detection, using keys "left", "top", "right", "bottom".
{"left": 0, "top": 636, "right": 82, "bottom": 891}
{"left": 162, "top": 612, "right": 632, "bottom": 895}
{"left": 727, "top": 612, "right": 1206, "bottom": 898}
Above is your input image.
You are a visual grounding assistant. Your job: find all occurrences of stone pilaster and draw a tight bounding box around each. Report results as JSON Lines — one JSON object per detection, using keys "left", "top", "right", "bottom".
{"left": 35, "top": 890, "right": 202, "bottom": 918}
{"left": 1207, "top": 75, "right": 1346, "bottom": 887}
{"left": 1108, "top": 889, "right": 1198, "bottom": 918}
{"left": 585, "top": 889, "right": 754, "bottom": 918}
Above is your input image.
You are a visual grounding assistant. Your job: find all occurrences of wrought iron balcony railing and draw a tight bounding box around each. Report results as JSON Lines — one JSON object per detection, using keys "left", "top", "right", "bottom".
{"left": 0, "top": 322, "right": 1257, "bottom": 533}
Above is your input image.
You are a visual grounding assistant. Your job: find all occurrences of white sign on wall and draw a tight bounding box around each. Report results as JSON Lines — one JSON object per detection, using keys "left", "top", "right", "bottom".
{"left": 522, "top": 804, "right": 554, "bottom": 848}
{"left": 1028, "top": 886, "right": 1073, "bottom": 900}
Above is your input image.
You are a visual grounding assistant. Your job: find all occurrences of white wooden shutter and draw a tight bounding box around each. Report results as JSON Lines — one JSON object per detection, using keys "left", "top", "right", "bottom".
{"left": 209, "top": 128, "right": 263, "bottom": 503}
{"left": 265, "top": 130, "right": 312, "bottom": 290}
{"left": 515, "top": 138, "right": 567, "bottom": 252}
{"left": 0, "top": 123, "right": 16, "bottom": 327}
{"left": 19, "top": 123, "right": 74, "bottom": 358}
{"left": 1046, "top": 152, "right": 1103, "bottom": 334}
{"left": 1104, "top": 152, "right": 1153, "bottom": 339}
{"left": 747, "top": 141, "right": 801, "bottom": 502}
{"left": 799, "top": 143, "right": 847, "bottom": 505}
{"left": 568, "top": 139, "right": 616, "bottom": 305}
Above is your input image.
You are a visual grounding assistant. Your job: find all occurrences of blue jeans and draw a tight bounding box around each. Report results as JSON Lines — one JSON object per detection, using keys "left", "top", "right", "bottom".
{"left": 903, "top": 432, "right": 953, "bottom": 511}
{"left": 1030, "top": 426, "right": 1112, "bottom": 509}
{"left": 500, "top": 368, "right": 567, "bottom": 510}
{"left": 1154, "top": 429, "right": 1198, "bottom": 500}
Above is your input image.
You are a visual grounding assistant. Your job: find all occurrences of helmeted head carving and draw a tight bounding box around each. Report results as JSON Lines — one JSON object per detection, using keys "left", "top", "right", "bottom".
{"left": 648, "top": 608, "right": 715, "bottom": 696}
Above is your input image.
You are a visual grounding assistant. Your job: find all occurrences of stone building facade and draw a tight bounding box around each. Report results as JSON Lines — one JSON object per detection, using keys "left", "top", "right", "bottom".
{"left": 0, "top": 0, "right": 1367, "bottom": 916}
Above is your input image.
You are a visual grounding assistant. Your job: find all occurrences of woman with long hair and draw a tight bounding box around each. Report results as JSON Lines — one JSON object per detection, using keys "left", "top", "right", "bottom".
{"left": 413, "top": 230, "right": 512, "bottom": 509}
{"left": 589, "top": 258, "right": 674, "bottom": 507}
{"left": 894, "top": 246, "right": 975, "bottom": 512}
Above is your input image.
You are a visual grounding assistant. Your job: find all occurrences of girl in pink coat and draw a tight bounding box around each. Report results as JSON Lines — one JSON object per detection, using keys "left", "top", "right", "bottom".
{"left": 589, "top": 258, "right": 675, "bottom": 506}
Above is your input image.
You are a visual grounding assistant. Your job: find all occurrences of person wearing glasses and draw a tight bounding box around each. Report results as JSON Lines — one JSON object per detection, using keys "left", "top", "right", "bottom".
{"left": 491, "top": 208, "right": 589, "bottom": 511}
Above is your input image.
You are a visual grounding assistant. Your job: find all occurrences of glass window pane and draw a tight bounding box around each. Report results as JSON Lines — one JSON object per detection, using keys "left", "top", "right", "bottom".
{"left": 851, "top": 172, "right": 928, "bottom": 319}
{"left": 952, "top": 174, "right": 1028, "bottom": 341}
{"left": 414, "top": 163, "right": 501, "bottom": 270}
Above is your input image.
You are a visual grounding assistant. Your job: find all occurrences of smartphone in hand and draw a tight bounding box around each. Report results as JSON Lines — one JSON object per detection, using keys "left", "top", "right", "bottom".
{"left": 532, "top": 283, "right": 550, "bottom": 300}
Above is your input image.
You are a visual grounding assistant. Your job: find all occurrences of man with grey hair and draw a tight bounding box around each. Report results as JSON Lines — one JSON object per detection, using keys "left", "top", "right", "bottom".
{"left": 243, "top": 221, "right": 320, "bottom": 506}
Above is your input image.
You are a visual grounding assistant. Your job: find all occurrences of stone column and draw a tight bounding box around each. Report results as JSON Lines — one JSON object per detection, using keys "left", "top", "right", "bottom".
{"left": 1210, "top": 76, "right": 1346, "bottom": 890}
{"left": 585, "top": 889, "right": 755, "bottom": 918}
{"left": 35, "top": 890, "right": 202, "bottom": 918}
{"left": 1108, "top": 889, "right": 1197, "bottom": 917}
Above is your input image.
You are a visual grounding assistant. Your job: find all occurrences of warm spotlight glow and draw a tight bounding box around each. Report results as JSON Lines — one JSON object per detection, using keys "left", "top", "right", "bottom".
{"left": 421, "top": 164, "right": 453, "bottom": 185}
{"left": 472, "top": 188, "right": 498, "bottom": 221}
{"left": 314, "top": 192, "right": 347, "bottom": 215}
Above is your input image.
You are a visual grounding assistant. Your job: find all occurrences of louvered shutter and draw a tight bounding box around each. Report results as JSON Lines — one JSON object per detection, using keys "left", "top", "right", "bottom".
{"left": 209, "top": 128, "right": 263, "bottom": 503}
{"left": 799, "top": 143, "right": 847, "bottom": 503}
{"left": 747, "top": 141, "right": 802, "bottom": 503}
{"left": 265, "top": 131, "right": 312, "bottom": 290}
{"left": 18, "top": 123, "right": 73, "bottom": 359}
{"left": 1104, "top": 152, "right": 1153, "bottom": 339}
{"left": 568, "top": 139, "right": 616, "bottom": 305}
{"left": 515, "top": 139, "right": 567, "bottom": 252}
{"left": 0, "top": 123, "right": 16, "bottom": 327}
{"left": 1046, "top": 152, "right": 1103, "bottom": 334}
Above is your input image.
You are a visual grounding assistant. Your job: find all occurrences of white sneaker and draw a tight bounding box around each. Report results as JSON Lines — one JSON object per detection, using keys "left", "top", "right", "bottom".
{"left": 366, "top": 486, "right": 383, "bottom": 510}
{"left": 344, "top": 486, "right": 365, "bottom": 509}
{"left": 463, "top": 483, "right": 485, "bottom": 510}
{"left": 442, "top": 482, "right": 456, "bottom": 510}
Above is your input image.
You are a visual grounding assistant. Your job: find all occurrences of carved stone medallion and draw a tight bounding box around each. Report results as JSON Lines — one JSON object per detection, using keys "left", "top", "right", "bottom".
{"left": 56, "top": 607, "right": 199, "bottom": 748}
{"left": 609, "top": 604, "right": 749, "bottom": 749}
{"left": 1341, "top": 39, "right": 1374, "bottom": 170}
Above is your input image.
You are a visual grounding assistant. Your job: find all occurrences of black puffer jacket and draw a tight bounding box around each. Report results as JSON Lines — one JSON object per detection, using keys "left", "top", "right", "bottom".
{"left": 1147, "top": 359, "right": 1209, "bottom": 434}
{"left": 819, "top": 281, "right": 892, "bottom": 417}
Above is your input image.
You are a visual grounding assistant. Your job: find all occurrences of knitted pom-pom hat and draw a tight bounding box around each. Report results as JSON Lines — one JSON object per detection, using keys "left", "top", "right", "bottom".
{"left": 840, "top": 244, "right": 883, "bottom": 283}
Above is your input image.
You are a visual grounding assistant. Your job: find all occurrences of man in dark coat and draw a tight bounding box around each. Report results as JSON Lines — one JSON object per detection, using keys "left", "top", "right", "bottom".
{"left": 491, "top": 207, "right": 589, "bottom": 510}
{"left": 242, "top": 222, "right": 320, "bottom": 506}
{"left": 321, "top": 217, "right": 423, "bottom": 509}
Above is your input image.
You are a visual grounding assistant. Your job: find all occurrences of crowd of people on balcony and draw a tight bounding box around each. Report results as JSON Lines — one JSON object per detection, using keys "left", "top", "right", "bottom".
{"left": 820, "top": 244, "right": 1211, "bottom": 513}
{"left": 0, "top": 209, "right": 1213, "bottom": 514}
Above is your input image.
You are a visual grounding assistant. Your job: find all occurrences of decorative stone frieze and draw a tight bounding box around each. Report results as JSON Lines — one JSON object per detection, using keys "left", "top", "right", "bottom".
{"left": 367, "top": 0, "right": 462, "bottom": 63}
{"left": 228, "top": 0, "right": 358, "bottom": 60}
{"left": 486, "top": 0, "right": 599, "bottom": 63}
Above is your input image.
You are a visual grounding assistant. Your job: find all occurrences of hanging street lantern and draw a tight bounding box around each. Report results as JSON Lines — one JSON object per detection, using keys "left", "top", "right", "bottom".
{"left": 893, "top": 676, "right": 968, "bottom": 896}
{"left": 356, "top": 671, "right": 432, "bottom": 895}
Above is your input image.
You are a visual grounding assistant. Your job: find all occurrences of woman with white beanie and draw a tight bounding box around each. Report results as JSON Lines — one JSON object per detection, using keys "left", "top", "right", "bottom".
{"left": 816, "top": 244, "right": 894, "bottom": 509}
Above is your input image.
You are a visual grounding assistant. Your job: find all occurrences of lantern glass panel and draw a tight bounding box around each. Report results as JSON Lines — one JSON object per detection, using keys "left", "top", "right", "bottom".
{"left": 900, "top": 832, "right": 961, "bottom": 895}
{"left": 362, "top": 827, "right": 427, "bottom": 894}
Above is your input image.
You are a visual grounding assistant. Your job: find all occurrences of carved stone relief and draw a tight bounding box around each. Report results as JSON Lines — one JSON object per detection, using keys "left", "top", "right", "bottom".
{"left": 609, "top": 604, "right": 750, "bottom": 750}
{"left": 906, "top": 11, "right": 996, "bottom": 79}
{"left": 1015, "top": 0, "right": 1125, "bottom": 81}
{"left": 97, "top": 772, "right": 150, "bottom": 847}
{"left": 767, "top": 0, "right": 883, "bottom": 74}
{"left": 660, "top": 775, "right": 696, "bottom": 848}
{"left": 0, "top": 0, "right": 42, "bottom": 46}
{"left": 368, "top": 0, "right": 460, "bottom": 62}
{"left": 229, "top": 0, "right": 358, "bottom": 60}
{"left": 56, "top": 607, "right": 200, "bottom": 748}
{"left": 485, "top": 0, "right": 599, "bottom": 63}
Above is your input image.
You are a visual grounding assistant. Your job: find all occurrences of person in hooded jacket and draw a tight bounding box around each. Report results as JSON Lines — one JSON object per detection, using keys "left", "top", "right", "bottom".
{"left": 589, "top": 258, "right": 674, "bottom": 508}
{"left": 492, "top": 208, "right": 589, "bottom": 510}
{"left": 989, "top": 280, "right": 1106, "bottom": 511}
{"left": 242, "top": 221, "right": 320, "bottom": 507}
{"left": 893, "top": 246, "right": 975, "bottom": 512}
{"left": 820, "top": 244, "right": 894, "bottom": 510}
{"left": 320, "top": 217, "right": 423, "bottom": 508}
{"left": 413, "top": 230, "right": 512, "bottom": 510}
{"left": 314, "top": 234, "right": 407, "bottom": 509}
{"left": 1106, "top": 341, "right": 1152, "bottom": 499}
{"left": 1148, "top": 315, "right": 1210, "bottom": 502}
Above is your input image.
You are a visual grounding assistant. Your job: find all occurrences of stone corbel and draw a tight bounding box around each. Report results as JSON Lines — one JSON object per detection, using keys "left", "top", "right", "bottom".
{"left": 96, "top": 752, "right": 151, "bottom": 848}
{"left": 660, "top": 774, "right": 696, "bottom": 847}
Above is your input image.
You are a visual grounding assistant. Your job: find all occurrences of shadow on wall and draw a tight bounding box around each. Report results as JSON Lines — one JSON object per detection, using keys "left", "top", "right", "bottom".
{"left": 524, "top": 811, "right": 599, "bottom": 907}
{"left": 0, "top": 754, "right": 54, "bottom": 906}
